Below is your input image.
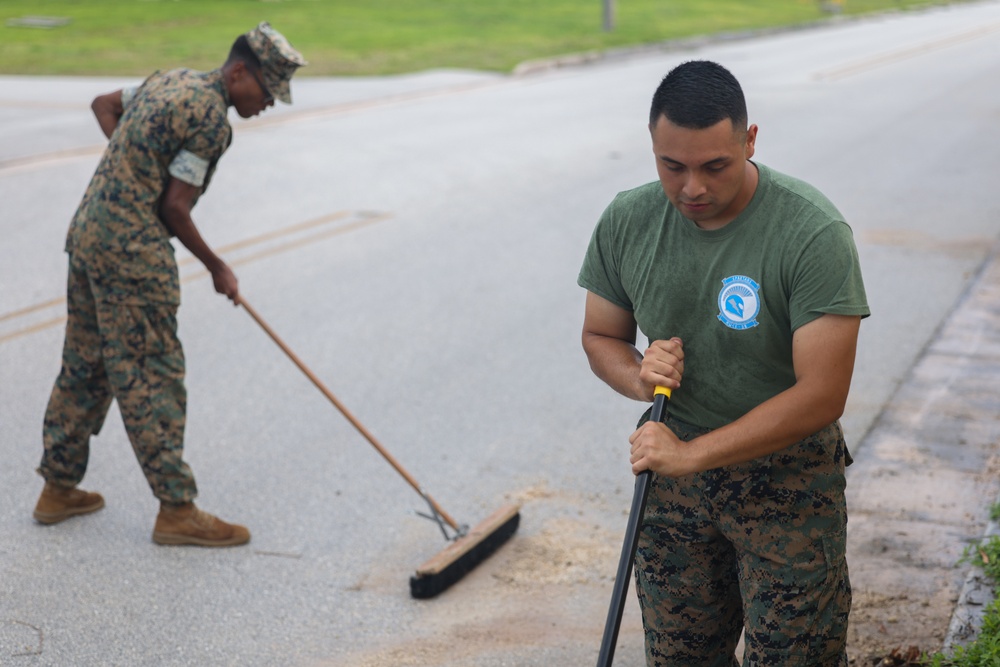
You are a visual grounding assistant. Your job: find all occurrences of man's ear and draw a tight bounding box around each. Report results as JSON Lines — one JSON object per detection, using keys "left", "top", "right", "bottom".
{"left": 230, "top": 60, "right": 248, "bottom": 78}
{"left": 745, "top": 123, "right": 758, "bottom": 159}
{"left": 222, "top": 60, "right": 245, "bottom": 87}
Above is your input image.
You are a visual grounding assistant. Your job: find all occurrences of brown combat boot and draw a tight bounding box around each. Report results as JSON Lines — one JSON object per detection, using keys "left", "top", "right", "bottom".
{"left": 33, "top": 482, "right": 105, "bottom": 524}
{"left": 152, "top": 502, "right": 250, "bottom": 547}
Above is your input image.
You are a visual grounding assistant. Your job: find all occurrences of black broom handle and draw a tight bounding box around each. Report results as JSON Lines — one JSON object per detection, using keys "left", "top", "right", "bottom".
{"left": 596, "top": 386, "right": 670, "bottom": 667}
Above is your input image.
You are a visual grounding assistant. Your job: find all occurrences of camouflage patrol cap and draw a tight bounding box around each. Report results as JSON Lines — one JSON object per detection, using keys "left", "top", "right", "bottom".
{"left": 245, "top": 21, "right": 306, "bottom": 104}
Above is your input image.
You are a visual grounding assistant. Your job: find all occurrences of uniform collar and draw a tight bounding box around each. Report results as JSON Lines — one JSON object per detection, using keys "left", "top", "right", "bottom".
{"left": 206, "top": 68, "right": 230, "bottom": 107}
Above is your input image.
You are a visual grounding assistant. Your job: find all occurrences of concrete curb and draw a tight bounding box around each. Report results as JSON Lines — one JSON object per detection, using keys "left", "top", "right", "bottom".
{"left": 844, "top": 237, "right": 1000, "bottom": 655}
{"left": 941, "top": 240, "right": 1000, "bottom": 649}
{"left": 940, "top": 244, "right": 1000, "bottom": 652}
{"left": 510, "top": 6, "right": 935, "bottom": 77}
{"left": 944, "top": 516, "right": 1000, "bottom": 649}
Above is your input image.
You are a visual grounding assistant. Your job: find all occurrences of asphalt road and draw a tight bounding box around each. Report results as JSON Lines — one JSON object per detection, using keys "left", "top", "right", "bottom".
{"left": 3, "top": 2, "right": 1000, "bottom": 664}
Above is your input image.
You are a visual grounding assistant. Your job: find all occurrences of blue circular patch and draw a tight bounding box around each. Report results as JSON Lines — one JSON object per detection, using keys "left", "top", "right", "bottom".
{"left": 717, "top": 275, "right": 761, "bottom": 330}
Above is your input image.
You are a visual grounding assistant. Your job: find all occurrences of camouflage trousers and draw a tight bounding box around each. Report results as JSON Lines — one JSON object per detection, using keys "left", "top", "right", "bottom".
{"left": 39, "top": 254, "right": 197, "bottom": 503}
{"left": 634, "top": 413, "right": 851, "bottom": 666}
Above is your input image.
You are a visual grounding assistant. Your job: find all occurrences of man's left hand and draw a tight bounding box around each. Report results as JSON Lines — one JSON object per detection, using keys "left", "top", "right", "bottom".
{"left": 629, "top": 420, "right": 695, "bottom": 478}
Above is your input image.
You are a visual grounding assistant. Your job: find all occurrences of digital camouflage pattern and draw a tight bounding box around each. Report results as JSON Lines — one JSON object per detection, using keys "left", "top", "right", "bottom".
{"left": 245, "top": 21, "right": 307, "bottom": 104}
{"left": 65, "top": 68, "right": 232, "bottom": 305}
{"left": 634, "top": 412, "right": 851, "bottom": 666}
{"left": 40, "top": 256, "right": 197, "bottom": 503}
{"left": 40, "top": 69, "right": 231, "bottom": 503}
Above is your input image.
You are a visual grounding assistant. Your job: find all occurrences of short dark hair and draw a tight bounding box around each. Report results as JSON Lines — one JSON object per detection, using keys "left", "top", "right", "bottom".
{"left": 226, "top": 34, "right": 262, "bottom": 71}
{"left": 649, "top": 60, "right": 747, "bottom": 130}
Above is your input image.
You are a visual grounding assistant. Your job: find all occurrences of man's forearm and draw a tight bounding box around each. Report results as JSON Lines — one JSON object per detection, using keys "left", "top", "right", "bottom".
{"left": 158, "top": 176, "right": 238, "bottom": 301}
{"left": 683, "top": 383, "right": 846, "bottom": 473}
{"left": 681, "top": 314, "right": 859, "bottom": 473}
{"left": 582, "top": 333, "right": 646, "bottom": 402}
{"left": 162, "top": 213, "right": 224, "bottom": 273}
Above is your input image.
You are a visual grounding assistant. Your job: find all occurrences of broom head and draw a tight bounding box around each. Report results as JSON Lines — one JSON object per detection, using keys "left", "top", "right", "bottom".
{"left": 410, "top": 503, "right": 521, "bottom": 599}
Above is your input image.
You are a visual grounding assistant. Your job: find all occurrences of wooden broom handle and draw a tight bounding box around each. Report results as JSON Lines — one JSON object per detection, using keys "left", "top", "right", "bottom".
{"left": 240, "top": 298, "right": 461, "bottom": 532}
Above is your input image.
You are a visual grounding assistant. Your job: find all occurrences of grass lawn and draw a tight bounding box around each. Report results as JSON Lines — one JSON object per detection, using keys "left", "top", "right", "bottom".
{"left": 0, "top": 0, "right": 977, "bottom": 76}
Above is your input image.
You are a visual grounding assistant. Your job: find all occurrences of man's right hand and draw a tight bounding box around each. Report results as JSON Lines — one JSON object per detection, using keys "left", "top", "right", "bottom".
{"left": 639, "top": 337, "right": 684, "bottom": 401}
{"left": 211, "top": 264, "right": 240, "bottom": 305}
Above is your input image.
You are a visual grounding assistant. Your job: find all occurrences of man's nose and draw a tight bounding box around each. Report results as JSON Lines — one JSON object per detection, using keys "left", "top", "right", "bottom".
{"left": 682, "top": 173, "right": 707, "bottom": 199}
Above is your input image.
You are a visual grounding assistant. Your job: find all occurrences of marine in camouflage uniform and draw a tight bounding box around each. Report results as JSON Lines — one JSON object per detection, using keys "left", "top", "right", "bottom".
{"left": 35, "top": 23, "right": 305, "bottom": 546}
{"left": 578, "top": 61, "right": 869, "bottom": 664}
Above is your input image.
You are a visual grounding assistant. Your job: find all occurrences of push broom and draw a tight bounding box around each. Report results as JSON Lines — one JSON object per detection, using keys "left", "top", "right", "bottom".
{"left": 596, "top": 385, "right": 670, "bottom": 666}
{"left": 240, "top": 298, "right": 520, "bottom": 599}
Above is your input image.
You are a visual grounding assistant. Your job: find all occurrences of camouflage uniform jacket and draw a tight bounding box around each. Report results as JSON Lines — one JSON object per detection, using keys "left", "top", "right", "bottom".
{"left": 66, "top": 68, "right": 233, "bottom": 305}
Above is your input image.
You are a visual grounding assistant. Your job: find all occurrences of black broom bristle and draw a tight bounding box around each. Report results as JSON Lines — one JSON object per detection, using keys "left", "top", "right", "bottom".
{"left": 410, "top": 506, "right": 520, "bottom": 599}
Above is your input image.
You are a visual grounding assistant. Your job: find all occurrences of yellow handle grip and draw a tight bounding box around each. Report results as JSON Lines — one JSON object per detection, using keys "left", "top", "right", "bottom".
{"left": 654, "top": 385, "right": 672, "bottom": 399}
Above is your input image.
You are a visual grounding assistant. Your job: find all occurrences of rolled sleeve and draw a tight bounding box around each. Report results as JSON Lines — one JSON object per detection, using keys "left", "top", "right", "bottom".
{"left": 168, "top": 149, "right": 210, "bottom": 187}
{"left": 120, "top": 85, "right": 140, "bottom": 108}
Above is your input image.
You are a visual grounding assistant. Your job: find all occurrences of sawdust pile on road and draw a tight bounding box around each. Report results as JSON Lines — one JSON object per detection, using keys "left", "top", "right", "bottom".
{"left": 338, "top": 483, "right": 632, "bottom": 667}
{"left": 490, "top": 517, "right": 618, "bottom": 587}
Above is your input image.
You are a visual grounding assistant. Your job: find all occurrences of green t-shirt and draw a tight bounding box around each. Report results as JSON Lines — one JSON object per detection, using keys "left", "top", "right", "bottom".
{"left": 578, "top": 162, "right": 870, "bottom": 429}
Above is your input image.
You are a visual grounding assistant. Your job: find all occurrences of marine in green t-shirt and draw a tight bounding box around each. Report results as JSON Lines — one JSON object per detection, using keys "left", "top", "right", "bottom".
{"left": 579, "top": 60, "right": 869, "bottom": 665}
{"left": 579, "top": 163, "right": 868, "bottom": 429}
